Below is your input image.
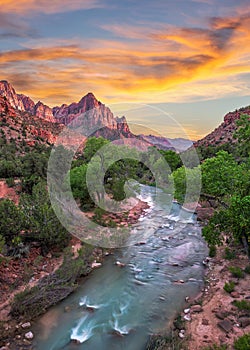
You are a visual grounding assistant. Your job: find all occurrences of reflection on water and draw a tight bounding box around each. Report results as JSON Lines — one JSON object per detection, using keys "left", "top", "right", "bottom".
{"left": 33, "top": 185, "right": 208, "bottom": 350}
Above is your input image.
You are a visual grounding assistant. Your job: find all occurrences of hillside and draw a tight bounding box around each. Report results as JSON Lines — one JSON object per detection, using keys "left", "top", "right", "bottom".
{"left": 194, "top": 106, "right": 250, "bottom": 148}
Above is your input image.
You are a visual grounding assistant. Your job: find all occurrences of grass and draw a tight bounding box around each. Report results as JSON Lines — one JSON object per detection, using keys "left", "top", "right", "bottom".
{"left": 224, "top": 247, "right": 236, "bottom": 260}
{"left": 223, "top": 281, "right": 235, "bottom": 293}
{"left": 244, "top": 265, "right": 250, "bottom": 274}
{"left": 234, "top": 333, "right": 250, "bottom": 350}
{"left": 233, "top": 299, "right": 250, "bottom": 311}
{"left": 228, "top": 266, "right": 244, "bottom": 278}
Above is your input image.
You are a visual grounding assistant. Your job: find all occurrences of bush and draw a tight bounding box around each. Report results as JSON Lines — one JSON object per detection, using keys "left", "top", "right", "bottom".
{"left": 223, "top": 281, "right": 235, "bottom": 293}
{"left": 209, "top": 245, "right": 217, "bottom": 257}
{"left": 228, "top": 266, "right": 244, "bottom": 278}
{"left": 224, "top": 247, "right": 236, "bottom": 260}
{"left": 244, "top": 265, "right": 250, "bottom": 274}
{"left": 233, "top": 300, "right": 250, "bottom": 311}
{"left": 234, "top": 333, "right": 250, "bottom": 350}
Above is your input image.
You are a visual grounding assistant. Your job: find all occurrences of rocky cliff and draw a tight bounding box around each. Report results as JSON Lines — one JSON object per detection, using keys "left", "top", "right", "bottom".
{"left": 0, "top": 80, "right": 134, "bottom": 140}
{"left": 0, "top": 95, "right": 63, "bottom": 148}
{"left": 194, "top": 106, "right": 250, "bottom": 148}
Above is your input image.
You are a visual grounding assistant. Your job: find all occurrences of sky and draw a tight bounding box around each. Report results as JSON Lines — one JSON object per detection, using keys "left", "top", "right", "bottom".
{"left": 0, "top": 0, "right": 250, "bottom": 140}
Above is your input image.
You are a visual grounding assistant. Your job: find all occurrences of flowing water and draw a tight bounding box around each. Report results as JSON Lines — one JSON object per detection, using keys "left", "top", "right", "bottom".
{"left": 33, "top": 185, "right": 208, "bottom": 350}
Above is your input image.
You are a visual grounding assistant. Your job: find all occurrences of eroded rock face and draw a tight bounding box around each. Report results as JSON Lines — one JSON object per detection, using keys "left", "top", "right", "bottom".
{"left": 194, "top": 106, "right": 250, "bottom": 148}
{"left": 0, "top": 80, "right": 25, "bottom": 111}
{"left": 52, "top": 93, "right": 132, "bottom": 138}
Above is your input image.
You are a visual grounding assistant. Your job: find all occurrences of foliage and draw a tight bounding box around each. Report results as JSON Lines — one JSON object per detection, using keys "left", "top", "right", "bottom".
{"left": 146, "top": 332, "right": 186, "bottom": 350}
{"left": 19, "top": 182, "right": 70, "bottom": 253}
{"left": 209, "top": 245, "right": 217, "bottom": 257}
{"left": 10, "top": 252, "right": 90, "bottom": 319}
{"left": 234, "top": 333, "right": 250, "bottom": 350}
{"left": 223, "top": 247, "right": 236, "bottom": 260}
{"left": 170, "top": 165, "right": 201, "bottom": 203}
{"left": 228, "top": 266, "right": 244, "bottom": 278}
{"left": 223, "top": 281, "right": 235, "bottom": 293}
{"left": 201, "top": 151, "right": 241, "bottom": 199}
{"left": 0, "top": 199, "right": 24, "bottom": 243}
{"left": 244, "top": 265, "right": 250, "bottom": 274}
{"left": 233, "top": 299, "right": 250, "bottom": 311}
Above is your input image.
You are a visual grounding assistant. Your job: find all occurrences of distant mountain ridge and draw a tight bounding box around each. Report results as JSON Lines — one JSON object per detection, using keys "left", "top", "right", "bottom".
{"left": 139, "top": 134, "right": 193, "bottom": 152}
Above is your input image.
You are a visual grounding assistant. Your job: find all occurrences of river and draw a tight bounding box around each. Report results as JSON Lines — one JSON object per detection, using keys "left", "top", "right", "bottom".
{"left": 32, "top": 185, "right": 208, "bottom": 350}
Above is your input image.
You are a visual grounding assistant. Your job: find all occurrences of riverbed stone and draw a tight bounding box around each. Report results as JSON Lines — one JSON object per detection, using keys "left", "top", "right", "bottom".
{"left": 24, "top": 331, "right": 34, "bottom": 340}
{"left": 191, "top": 304, "right": 203, "bottom": 313}
{"left": 21, "top": 322, "right": 31, "bottom": 329}
{"left": 217, "top": 319, "right": 233, "bottom": 333}
{"left": 231, "top": 291, "right": 240, "bottom": 298}
{"left": 215, "top": 311, "right": 228, "bottom": 320}
{"left": 239, "top": 317, "right": 250, "bottom": 328}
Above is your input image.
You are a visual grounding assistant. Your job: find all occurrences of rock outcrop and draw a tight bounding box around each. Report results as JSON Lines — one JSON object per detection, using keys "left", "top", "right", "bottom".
{"left": 194, "top": 106, "right": 250, "bottom": 148}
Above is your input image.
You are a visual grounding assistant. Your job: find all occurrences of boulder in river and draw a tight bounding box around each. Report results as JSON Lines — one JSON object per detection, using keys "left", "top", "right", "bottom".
{"left": 24, "top": 331, "right": 34, "bottom": 340}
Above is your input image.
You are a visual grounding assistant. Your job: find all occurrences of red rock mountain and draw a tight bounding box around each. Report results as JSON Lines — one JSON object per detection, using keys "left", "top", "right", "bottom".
{"left": 194, "top": 106, "right": 250, "bottom": 148}
{"left": 0, "top": 95, "right": 63, "bottom": 147}
{"left": 0, "top": 80, "right": 134, "bottom": 141}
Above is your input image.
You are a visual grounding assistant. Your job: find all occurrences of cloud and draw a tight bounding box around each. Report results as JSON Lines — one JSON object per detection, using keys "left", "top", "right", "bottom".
{"left": 1, "top": 0, "right": 103, "bottom": 15}
{"left": 1, "top": 8, "right": 250, "bottom": 107}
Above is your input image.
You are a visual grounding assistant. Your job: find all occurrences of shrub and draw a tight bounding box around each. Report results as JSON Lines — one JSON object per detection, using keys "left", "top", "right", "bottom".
{"left": 209, "top": 245, "right": 217, "bottom": 257}
{"left": 223, "top": 281, "right": 235, "bottom": 293}
{"left": 228, "top": 266, "right": 244, "bottom": 278}
{"left": 234, "top": 333, "right": 250, "bottom": 350}
{"left": 233, "top": 300, "right": 250, "bottom": 311}
{"left": 244, "top": 265, "right": 250, "bottom": 274}
{"left": 224, "top": 247, "right": 236, "bottom": 260}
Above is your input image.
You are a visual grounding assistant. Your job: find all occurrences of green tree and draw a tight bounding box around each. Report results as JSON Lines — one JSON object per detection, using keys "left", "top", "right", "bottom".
{"left": 20, "top": 182, "right": 70, "bottom": 253}
{"left": 0, "top": 199, "right": 23, "bottom": 243}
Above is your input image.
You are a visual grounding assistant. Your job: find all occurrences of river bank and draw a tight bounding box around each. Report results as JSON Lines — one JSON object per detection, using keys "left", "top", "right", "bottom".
{"left": 184, "top": 244, "right": 250, "bottom": 349}
{"left": 0, "top": 198, "right": 150, "bottom": 350}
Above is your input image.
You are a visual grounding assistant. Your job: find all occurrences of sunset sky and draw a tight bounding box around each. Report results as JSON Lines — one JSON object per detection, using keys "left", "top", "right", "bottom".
{"left": 1, "top": 0, "right": 250, "bottom": 139}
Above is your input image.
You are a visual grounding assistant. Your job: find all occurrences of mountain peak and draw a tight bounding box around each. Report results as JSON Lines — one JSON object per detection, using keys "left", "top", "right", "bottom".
{"left": 0, "top": 80, "right": 25, "bottom": 111}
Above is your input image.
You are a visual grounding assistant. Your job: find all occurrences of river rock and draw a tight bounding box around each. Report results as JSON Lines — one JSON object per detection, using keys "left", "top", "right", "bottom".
{"left": 217, "top": 319, "right": 233, "bottom": 333}
{"left": 115, "top": 261, "right": 126, "bottom": 267}
{"left": 239, "top": 317, "right": 250, "bottom": 328}
{"left": 184, "top": 314, "right": 191, "bottom": 321}
{"left": 184, "top": 308, "right": 190, "bottom": 314}
{"left": 24, "top": 331, "right": 34, "bottom": 340}
{"left": 215, "top": 311, "right": 228, "bottom": 320}
{"left": 91, "top": 262, "right": 102, "bottom": 269}
{"left": 191, "top": 305, "right": 203, "bottom": 313}
{"left": 231, "top": 291, "right": 240, "bottom": 298}
{"left": 21, "top": 322, "right": 31, "bottom": 329}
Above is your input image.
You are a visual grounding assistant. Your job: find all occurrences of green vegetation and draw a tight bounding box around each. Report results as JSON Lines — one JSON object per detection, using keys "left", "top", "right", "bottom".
{"left": 244, "top": 265, "right": 250, "bottom": 274}
{"left": 234, "top": 333, "right": 250, "bottom": 350}
{"left": 228, "top": 266, "right": 244, "bottom": 278}
{"left": 209, "top": 245, "right": 217, "bottom": 257}
{"left": 223, "top": 281, "right": 235, "bottom": 293}
{"left": 199, "top": 114, "right": 250, "bottom": 254}
{"left": 11, "top": 246, "right": 93, "bottom": 319}
{"left": 224, "top": 247, "right": 236, "bottom": 260}
{"left": 233, "top": 299, "right": 250, "bottom": 311}
{"left": 146, "top": 332, "right": 186, "bottom": 350}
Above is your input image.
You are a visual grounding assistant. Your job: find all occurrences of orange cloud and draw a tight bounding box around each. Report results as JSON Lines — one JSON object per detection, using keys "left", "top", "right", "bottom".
{"left": 1, "top": 10, "right": 250, "bottom": 108}
{"left": 0, "top": 0, "right": 102, "bottom": 14}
